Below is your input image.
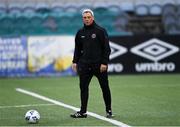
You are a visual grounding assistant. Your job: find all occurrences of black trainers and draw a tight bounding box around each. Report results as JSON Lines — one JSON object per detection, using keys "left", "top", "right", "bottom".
{"left": 106, "top": 110, "right": 114, "bottom": 118}
{"left": 70, "top": 111, "right": 87, "bottom": 118}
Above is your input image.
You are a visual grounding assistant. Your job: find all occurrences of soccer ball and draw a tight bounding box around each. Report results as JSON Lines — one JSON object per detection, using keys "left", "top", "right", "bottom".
{"left": 25, "top": 110, "right": 40, "bottom": 124}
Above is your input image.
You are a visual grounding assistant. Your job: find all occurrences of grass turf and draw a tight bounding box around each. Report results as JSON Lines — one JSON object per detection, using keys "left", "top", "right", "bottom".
{"left": 0, "top": 74, "right": 180, "bottom": 126}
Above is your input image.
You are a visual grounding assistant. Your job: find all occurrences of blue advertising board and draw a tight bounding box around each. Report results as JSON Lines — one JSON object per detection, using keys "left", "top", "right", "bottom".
{"left": 0, "top": 35, "right": 75, "bottom": 77}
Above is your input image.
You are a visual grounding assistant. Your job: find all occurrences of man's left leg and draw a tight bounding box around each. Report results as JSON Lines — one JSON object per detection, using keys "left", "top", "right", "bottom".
{"left": 95, "top": 71, "right": 114, "bottom": 118}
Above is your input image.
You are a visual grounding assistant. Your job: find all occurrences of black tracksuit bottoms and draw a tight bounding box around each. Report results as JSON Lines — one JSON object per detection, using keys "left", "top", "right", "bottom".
{"left": 77, "top": 62, "right": 112, "bottom": 113}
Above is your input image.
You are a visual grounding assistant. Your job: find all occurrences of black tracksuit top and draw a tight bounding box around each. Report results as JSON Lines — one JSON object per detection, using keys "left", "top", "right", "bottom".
{"left": 73, "top": 21, "right": 111, "bottom": 65}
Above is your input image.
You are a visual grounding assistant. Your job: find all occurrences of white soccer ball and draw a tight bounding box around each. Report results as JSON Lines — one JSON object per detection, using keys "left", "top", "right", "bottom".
{"left": 25, "top": 110, "right": 40, "bottom": 124}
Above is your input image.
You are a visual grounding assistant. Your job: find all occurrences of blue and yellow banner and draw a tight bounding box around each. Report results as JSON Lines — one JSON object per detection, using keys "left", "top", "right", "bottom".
{"left": 0, "top": 35, "right": 75, "bottom": 77}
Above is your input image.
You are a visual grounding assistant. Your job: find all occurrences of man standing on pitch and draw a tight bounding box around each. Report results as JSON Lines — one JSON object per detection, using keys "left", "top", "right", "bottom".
{"left": 71, "top": 9, "right": 113, "bottom": 118}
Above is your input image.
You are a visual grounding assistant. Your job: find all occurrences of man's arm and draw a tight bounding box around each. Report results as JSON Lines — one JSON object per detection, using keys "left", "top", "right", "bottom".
{"left": 101, "top": 29, "right": 111, "bottom": 65}
{"left": 72, "top": 63, "right": 77, "bottom": 72}
{"left": 72, "top": 31, "right": 82, "bottom": 72}
{"left": 99, "top": 29, "right": 111, "bottom": 72}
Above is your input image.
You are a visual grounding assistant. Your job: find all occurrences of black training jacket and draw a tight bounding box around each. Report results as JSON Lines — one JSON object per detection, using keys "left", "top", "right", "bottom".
{"left": 72, "top": 21, "right": 111, "bottom": 65}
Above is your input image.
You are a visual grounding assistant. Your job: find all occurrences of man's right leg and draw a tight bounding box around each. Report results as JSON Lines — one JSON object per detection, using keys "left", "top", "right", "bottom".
{"left": 79, "top": 71, "right": 93, "bottom": 113}
{"left": 70, "top": 64, "right": 93, "bottom": 118}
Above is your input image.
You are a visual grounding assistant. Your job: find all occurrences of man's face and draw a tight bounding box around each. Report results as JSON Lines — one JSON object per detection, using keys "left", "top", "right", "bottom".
{"left": 82, "top": 12, "right": 94, "bottom": 26}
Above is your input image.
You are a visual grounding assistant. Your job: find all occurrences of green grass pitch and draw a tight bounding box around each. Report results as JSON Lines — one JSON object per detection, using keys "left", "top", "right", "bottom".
{"left": 0, "top": 74, "right": 180, "bottom": 126}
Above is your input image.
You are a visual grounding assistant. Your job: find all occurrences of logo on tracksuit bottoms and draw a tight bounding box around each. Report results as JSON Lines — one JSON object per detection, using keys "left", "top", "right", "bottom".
{"left": 130, "top": 38, "right": 179, "bottom": 72}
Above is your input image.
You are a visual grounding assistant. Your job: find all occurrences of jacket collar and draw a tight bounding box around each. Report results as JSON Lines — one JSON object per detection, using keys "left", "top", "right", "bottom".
{"left": 84, "top": 21, "right": 95, "bottom": 29}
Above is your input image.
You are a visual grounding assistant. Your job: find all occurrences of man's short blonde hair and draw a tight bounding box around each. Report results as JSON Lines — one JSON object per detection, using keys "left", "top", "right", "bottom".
{"left": 82, "top": 9, "right": 94, "bottom": 16}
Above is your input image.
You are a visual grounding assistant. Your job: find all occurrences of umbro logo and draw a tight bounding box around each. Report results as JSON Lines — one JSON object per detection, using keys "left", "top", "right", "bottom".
{"left": 130, "top": 38, "right": 179, "bottom": 62}
{"left": 109, "top": 41, "right": 127, "bottom": 60}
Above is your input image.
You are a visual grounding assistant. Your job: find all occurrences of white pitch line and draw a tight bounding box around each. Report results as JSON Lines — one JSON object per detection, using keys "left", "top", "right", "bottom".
{"left": 16, "top": 88, "right": 131, "bottom": 127}
{"left": 0, "top": 104, "right": 55, "bottom": 109}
